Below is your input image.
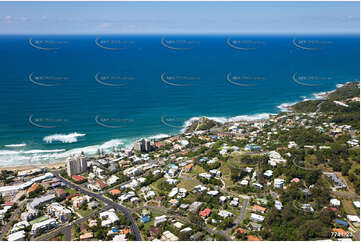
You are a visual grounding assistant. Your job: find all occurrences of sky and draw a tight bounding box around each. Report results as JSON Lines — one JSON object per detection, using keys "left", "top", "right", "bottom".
{"left": 0, "top": 1, "right": 359, "bottom": 35}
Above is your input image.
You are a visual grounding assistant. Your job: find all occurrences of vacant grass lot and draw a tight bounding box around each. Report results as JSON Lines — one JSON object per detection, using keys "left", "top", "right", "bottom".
{"left": 342, "top": 199, "right": 357, "bottom": 215}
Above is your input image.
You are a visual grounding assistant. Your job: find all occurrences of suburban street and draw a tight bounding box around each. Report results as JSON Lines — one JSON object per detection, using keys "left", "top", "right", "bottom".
{"left": 53, "top": 173, "right": 142, "bottom": 241}
{"left": 133, "top": 205, "right": 233, "bottom": 241}
{"left": 34, "top": 205, "right": 112, "bottom": 241}
{"left": 0, "top": 200, "right": 27, "bottom": 240}
{"left": 236, "top": 198, "right": 249, "bottom": 225}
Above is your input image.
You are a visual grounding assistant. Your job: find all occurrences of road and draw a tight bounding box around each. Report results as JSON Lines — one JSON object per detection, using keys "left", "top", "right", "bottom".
{"left": 100, "top": 179, "right": 131, "bottom": 195}
{"left": 219, "top": 187, "right": 251, "bottom": 200}
{"left": 63, "top": 226, "right": 71, "bottom": 241}
{"left": 225, "top": 198, "right": 248, "bottom": 235}
{"left": 316, "top": 101, "right": 324, "bottom": 113}
{"left": 133, "top": 205, "right": 232, "bottom": 241}
{"left": 331, "top": 191, "right": 360, "bottom": 199}
{"left": 237, "top": 198, "right": 249, "bottom": 225}
{"left": 34, "top": 205, "right": 112, "bottom": 241}
{"left": 54, "top": 173, "right": 142, "bottom": 241}
{"left": 0, "top": 200, "right": 26, "bottom": 240}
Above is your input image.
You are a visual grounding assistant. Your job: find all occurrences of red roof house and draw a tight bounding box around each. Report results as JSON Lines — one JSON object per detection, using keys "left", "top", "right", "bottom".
{"left": 199, "top": 208, "right": 211, "bottom": 218}
{"left": 72, "top": 175, "right": 85, "bottom": 182}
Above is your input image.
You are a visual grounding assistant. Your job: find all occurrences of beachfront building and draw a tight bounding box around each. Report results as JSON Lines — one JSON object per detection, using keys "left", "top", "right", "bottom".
{"left": 66, "top": 155, "right": 88, "bottom": 176}
{"left": 133, "top": 138, "right": 151, "bottom": 153}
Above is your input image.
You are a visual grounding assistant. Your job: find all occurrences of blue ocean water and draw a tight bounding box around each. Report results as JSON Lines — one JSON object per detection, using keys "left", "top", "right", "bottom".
{"left": 0, "top": 34, "right": 359, "bottom": 166}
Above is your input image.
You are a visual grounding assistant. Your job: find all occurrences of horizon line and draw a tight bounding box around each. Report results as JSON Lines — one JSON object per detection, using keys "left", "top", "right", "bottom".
{"left": 0, "top": 32, "right": 359, "bottom": 36}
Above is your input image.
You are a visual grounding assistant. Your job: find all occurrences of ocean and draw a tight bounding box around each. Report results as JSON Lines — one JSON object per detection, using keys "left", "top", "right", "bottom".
{"left": 0, "top": 34, "right": 359, "bottom": 166}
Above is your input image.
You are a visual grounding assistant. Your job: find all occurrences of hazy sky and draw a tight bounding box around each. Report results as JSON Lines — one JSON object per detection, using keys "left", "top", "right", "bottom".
{"left": 0, "top": 1, "right": 359, "bottom": 34}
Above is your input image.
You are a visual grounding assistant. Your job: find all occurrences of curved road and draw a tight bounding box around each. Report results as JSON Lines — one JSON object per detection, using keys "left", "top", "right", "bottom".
{"left": 54, "top": 173, "right": 142, "bottom": 241}
{"left": 133, "top": 205, "right": 232, "bottom": 241}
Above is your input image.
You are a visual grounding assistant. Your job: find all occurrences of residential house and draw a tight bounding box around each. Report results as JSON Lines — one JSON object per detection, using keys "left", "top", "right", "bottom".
{"left": 199, "top": 208, "right": 211, "bottom": 218}
{"left": 99, "top": 209, "right": 119, "bottom": 227}
{"left": 154, "top": 215, "right": 167, "bottom": 226}
{"left": 218, "top": 210, "right": 233, "bottom": 218}
{"left": 252, "top": 205, "right": 267, "bottom": 214}
{"left": 189, "top": 202, "right": 202, "bottom": 213}
{"left": 250, "top": 213, "right": 264, "bottom": 223}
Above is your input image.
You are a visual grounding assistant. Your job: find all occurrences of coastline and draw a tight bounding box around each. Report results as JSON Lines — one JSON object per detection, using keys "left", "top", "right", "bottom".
{"left": 0, "top": 161, "right": 66, "bottom": 171}
{"left": 275, "top": 84, "right": 340, "bottom": 112}
{"left": 0, "top": 82, "right": 350, "bottom": 170}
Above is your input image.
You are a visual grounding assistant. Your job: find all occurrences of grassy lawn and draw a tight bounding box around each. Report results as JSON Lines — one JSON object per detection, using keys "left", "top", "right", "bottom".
{"left": 206, "top": 223, "right": 216, "bottom": 230}
{"left": 177, "top": 176, "right": 200, "bottom": 191}
{"left": 138, "top": 210, "right": 164, "bottom": 239}
{"left": 64, "top": 188, "right": 77, "bottom": 195}
{"left": 347, "top": 162, "right": 360, "bottom": 192}
{"left": 191, "top": 165, "right": 206, "bottom": 176}
{"left": 228, "top": 153, "right": 257, "bottom": 168}
{"left": 71, "top": 224, "right": 80, "bottom": 240}
{"left": 342, "top": 199, "right": 357, "bottom": 215}
{"left": 183, "top": 192, "right": 198, "bottom": 203}
{"left": 350, "top": 162, "right": 360, "bottom": 177}
{"left": 122, "top": 200, "right": 137, "bottom": 209}
{"left": 29, "top": 215, "right": 49, "bottom": 225}
{"left": 144, "top": 211, "right": 163, "bottom": 230}
{"left": 150, "top": 177, "right": 166, "bottom": 192}
{"left": 78, "top": 208, "right": 95, "bottom": 217}
{"left": 228, "top": 200, "right": 243, "bottom": 217}
{"left": 220, "top": 162, "right": 233, "bottom": 187}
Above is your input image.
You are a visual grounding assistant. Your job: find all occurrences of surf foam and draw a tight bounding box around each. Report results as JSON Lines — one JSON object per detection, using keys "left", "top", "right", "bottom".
{"left": 43, "top": 132, "right": 86, "bottom": 144}
{"left": 4, "top": 143, "right": 26, "bottom": 148}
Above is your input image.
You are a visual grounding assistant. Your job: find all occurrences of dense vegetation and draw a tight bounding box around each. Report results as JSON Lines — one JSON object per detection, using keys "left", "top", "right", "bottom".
{"left": 262, "top": 177, "right": 333, "bottom": 240}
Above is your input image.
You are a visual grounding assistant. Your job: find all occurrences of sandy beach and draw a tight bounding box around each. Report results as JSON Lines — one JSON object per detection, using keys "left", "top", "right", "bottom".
{"left": 0, "top": 161, "right": 66, "bottom": 171}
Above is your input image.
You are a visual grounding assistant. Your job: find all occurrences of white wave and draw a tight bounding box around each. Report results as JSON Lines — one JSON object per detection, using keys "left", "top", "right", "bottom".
{"left": 336, "top": 83, "right": 345, "bottom": 88}
{"left": 43, "top": 132, "right": 86, "bottom": 144}
{"left": 313, "top": 82, "right": 350, "bottom": 100}
{"left": 23, "top": 149, "right": 65, "bottom": 154}
{"left": 228, "top": 113, "right": 274, "bottom": 122}
{"left": 4, "top": 143, "right": 26, "bottom": 148}
{"left": 2, "top": 81, "right": 354, "bottom": 167}
{"left": 0, "top": 150, "right": 20, "bottom": 155}
{"left": 148, "top": 134, "right": 170, "bottom": 140}
{"left": 277, "top": 102, "right": 297, "bottom": 112}
{"left": 0, "top": 139, "right": 125, "bottom": 167}
{"left": 278, "top": 82, "right": 351, "bottom": 112}
{"left": 99, "top": 139, "right": 124, "bottom": 150}
{"left": 312, "top": 91, "right": 330, "bottom": 100}
{"left": 182, "top": 116, "right": 229, "bottom": 131}
{"left": 0, "top": 149, "right": 65, "bottom": 155}
{"left": 181, "top": 113, "right": 274, "bottom": 133}
{"left": 46, "top": 139, "right": 124, "bottom": 159}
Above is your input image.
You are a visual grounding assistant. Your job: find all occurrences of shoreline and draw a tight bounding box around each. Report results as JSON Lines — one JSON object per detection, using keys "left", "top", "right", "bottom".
{"left": 0, "top": 161, "right": 66, "bottom": 171}
{"left": 0, "top": 83, "right": 348, "bottom": 170}
{"left": 276, "top": 86, "right": 337, "bottom": 112}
